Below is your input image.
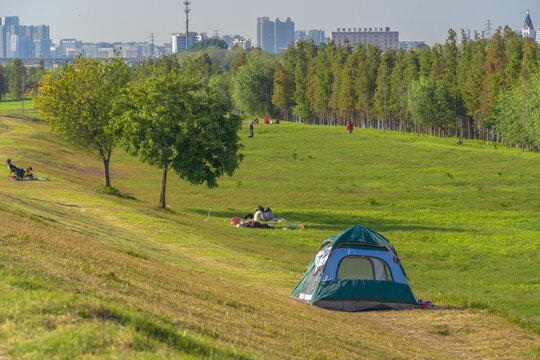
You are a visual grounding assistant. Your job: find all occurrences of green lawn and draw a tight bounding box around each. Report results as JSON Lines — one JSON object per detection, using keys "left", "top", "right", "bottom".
{"left": 0, "top": 105, "right": 538, "bottom": 358}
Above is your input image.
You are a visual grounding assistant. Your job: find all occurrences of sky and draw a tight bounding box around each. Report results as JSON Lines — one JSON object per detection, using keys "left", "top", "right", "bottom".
{"left": 2, "top": 0, "right": 540, "bottom": 46}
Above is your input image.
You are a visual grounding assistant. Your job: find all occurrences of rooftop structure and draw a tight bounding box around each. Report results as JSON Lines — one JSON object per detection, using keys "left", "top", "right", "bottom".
{"left": 522, "top": 10, "right": 536, "bottom": 40}
{"left": 331, "top": 27, "right": 399, "bottom": 51}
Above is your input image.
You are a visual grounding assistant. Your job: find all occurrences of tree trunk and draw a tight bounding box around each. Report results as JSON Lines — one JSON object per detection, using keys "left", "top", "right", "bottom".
{"left": 159, "top": 168, "right": 167, "bottom": 209}
{"left": 103, "top": 157, "right": 111, "bottom": 188}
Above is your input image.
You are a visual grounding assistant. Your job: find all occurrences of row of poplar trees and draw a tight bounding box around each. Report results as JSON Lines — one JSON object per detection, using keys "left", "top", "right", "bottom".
{"left": 0, "top": 59, "right": 46, "bottom": 101}
{"left": 234, "top": 27, "right": 540, "bottom": 150}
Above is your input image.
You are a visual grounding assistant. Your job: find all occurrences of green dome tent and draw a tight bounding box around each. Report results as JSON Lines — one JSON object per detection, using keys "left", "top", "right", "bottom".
{"left": 291, "top": 225, "right": 419, "bottom": 311}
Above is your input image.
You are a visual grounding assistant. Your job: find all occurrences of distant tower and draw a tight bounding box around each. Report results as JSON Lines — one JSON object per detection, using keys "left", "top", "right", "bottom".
{"left": 150, "top": 33, "right": 155, "bottom": 57}
{"left": 184, "top": 0, "right": 191, "bottom": 51}
{"left": 522, "top": 10, "right": 536, "bottom": 40}
{"left": 485, "top": 19, "right": 492, "bottom": 38}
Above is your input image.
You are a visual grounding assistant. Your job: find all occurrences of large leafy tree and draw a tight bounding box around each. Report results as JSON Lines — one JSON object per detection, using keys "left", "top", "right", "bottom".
{"left": 232, "top": 56, "right": 274, "bottom": 117}
{"left": 113, "top": 68, "right": 243, "bottom": 209}
{"left": 35, "top": 55, "right": 130, "bottom": 188}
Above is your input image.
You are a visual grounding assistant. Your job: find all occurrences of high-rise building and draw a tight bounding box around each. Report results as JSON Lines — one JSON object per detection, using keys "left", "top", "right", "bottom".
{"left": 521, "top": 10, "right": 536, "bottom": 40}
{"left": 257, "top": 17, "right": 295, "bottom": 53}
{"left": 295, "top": 29, "right": 326, "bottom": 45}
{"left": 0, "top": 17, "right": 51, "bottom": 58}
{"left": 233, "top": 38, "right": 251, "bottom": 50}
{"left": 537, "top": 27, "right": 540, "bottom": 44}
{"left": 308, "top": 30, "right": 326, "bottom": 45}
{"left": 1, "top": 16, "right": 19, "bottom": 26}
{"left": 222, "top": 34, "right": 244, "bottom": 49}
{"left": 295, "top": 30, "right": 307, "bottom": 41}
{"left": 274, "top": 17, "right": 294, "bottom": 53}
{"left": 171, "top": 32, "right": 198, "bottom": 53}
{"left": 331, "top": 27, "right": 399, "bottom": 51}
{"left": 257, "top": 17, "right": 275, "bottom": 52}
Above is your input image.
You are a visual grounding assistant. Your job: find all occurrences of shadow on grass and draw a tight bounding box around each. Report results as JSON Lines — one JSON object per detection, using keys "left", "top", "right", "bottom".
{"left": 80, "top": 304, "right": 249, "bottom": 359}
{"left": 185, "top": 207, "right": 468, "bottom": 234}
{"left": 97, "top": 185, "right": 137, "bottom": 200}
{"left": 28, "top": 197, "right": 80, "bottom": 208}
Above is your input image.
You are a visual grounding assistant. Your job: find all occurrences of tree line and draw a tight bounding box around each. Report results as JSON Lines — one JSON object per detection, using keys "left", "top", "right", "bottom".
{"left": 0, "top": 59, "right": 47, "bottom": 101}
{"left": 223, "top": 27, "right": 540, "bottom": 150}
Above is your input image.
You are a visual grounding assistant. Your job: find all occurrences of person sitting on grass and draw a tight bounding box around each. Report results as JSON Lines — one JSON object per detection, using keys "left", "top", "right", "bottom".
{"left": 243, "top": 205, "right": 264, "bottom": 220}
{"left": 7, "top": 158, "right": 32, "bottom": 180}
{"left": 263, "top": 207, "right": 274, "bottom": 221}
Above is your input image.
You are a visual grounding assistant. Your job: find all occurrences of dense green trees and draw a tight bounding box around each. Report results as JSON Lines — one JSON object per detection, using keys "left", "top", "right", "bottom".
{"left": 222, "top": 30, "right": 539, "bottom": 148}
{"left": 410, "top": 77, "right": 454, "bottom": 134}
{"left": 190, "top": 38, "right": 228, "bottom": 51}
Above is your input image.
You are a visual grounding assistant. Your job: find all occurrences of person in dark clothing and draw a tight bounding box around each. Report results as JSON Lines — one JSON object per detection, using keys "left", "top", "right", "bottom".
{"left": 7, "top": 159, "right": 32, "bottom": 179}
{"left": 248, "top": 122, "right": 254, "bottom": 138}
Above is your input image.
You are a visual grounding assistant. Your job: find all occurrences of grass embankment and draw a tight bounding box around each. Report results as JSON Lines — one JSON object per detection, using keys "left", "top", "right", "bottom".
{"left": 0, "top": 102, "right": 538, "bottom": 358}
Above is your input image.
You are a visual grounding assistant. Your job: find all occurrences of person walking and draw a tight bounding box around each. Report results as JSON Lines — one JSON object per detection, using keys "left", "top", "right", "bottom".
{"left": 248, "top": 121, "right": 254, "bottom": 138}
{"left": 346, "top": 122, "right": 353, "bottom": 135}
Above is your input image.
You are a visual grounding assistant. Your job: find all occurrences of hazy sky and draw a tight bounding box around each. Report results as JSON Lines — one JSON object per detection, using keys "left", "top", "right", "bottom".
{"left": 3, "top": 0, "right": 539, "bottom": 45}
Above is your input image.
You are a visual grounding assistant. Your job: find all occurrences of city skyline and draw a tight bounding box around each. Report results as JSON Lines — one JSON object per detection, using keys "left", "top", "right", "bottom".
{"left": 2, "top": 0, "right": 540, "bottom": 46}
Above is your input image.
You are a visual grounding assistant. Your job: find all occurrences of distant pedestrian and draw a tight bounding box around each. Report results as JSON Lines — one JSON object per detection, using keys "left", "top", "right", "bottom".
{"left": 456, "top": 137, "right": 462, "bottom": 146}
{"left": 347, "top": 122, "right": 353, "bottom": 135}
{"left": 249, "top": 122, "right": 254, "bottom": 138}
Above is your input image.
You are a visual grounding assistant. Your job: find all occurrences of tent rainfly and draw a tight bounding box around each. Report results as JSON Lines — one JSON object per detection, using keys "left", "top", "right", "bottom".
{"left": 291, "top": 225, "right": 419, "bottom": 311}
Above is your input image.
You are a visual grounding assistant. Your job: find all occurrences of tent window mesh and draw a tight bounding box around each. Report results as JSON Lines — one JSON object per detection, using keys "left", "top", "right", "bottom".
{"left": 301, "top": 266, "right": 321, "bottom": 297}
{"left": 337, "top": 257, "right": 392, "bottom": 281}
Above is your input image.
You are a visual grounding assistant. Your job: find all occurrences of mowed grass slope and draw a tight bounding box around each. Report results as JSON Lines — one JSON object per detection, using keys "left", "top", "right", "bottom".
{"left": 0, "top": 107, "right": 538, "bottom": 358}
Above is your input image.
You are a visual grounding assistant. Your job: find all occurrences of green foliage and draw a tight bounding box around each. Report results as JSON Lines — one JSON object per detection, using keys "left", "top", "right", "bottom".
{"left": 209, "top": 73, "right": 232, "bottom": 109}
{"left": 190, "top": 38, "right": 229, "bottom": 51}
{"left": 232, "top": 57, "right": 275, "bottom": 117}
{"left": 493, "top": 70, "right": 540, "bottom": 147}
{"left": 271, "top": 62, "right": 294, "bottom": 120}
{"left": 180, "top": 53, "right": 221, "bottom": 85}
{"left": 35, "top": 54, "right": 130, "bottom": 187}
{"left": 9, "top": 58, "right": 25, "bottom": 100}
{"left": 97, "top": 185, "right": 136, "bottom": 200}
{"left": 410, "top": 77, "right": 454, "bottom": 133}
{"left": 0, "top": 65, "right": 7, "bottom": 100}
{"left": 113, "top": 67, "right": 244, "bottom": 208}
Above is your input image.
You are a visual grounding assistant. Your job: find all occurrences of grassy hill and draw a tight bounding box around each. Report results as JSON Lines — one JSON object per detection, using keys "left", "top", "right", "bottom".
{"left": 0, "top": 104, "right": 539, "bottom": 358}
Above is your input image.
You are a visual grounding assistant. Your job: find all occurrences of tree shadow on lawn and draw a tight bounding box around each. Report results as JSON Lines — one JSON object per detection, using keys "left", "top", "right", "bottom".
{"left": 185, "top": 208, "right": 468, "bottom": 234}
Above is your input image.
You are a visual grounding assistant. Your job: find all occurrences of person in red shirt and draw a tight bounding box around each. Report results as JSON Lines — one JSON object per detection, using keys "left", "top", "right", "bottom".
{"left": 346, "top": 122, "right": 353, "bottom": 135}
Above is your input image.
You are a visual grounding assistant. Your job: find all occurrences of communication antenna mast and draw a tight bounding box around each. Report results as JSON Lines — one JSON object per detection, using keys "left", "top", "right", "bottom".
{"left": 213, "top": 30, "right": 219, "bottom": 38}
{"left": 184, "top": 0, "right": 191, "bottom": 51}
{"left": 485, "top": 19, "right": 492, "bottom": 38}
{"left": 150, "top": 33, "right": 155, "bottom": 57}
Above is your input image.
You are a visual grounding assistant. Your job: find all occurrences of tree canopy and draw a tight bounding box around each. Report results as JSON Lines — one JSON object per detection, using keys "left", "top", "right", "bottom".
{"left": 190, "top": 38, "right": 229, "bottom": 51}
